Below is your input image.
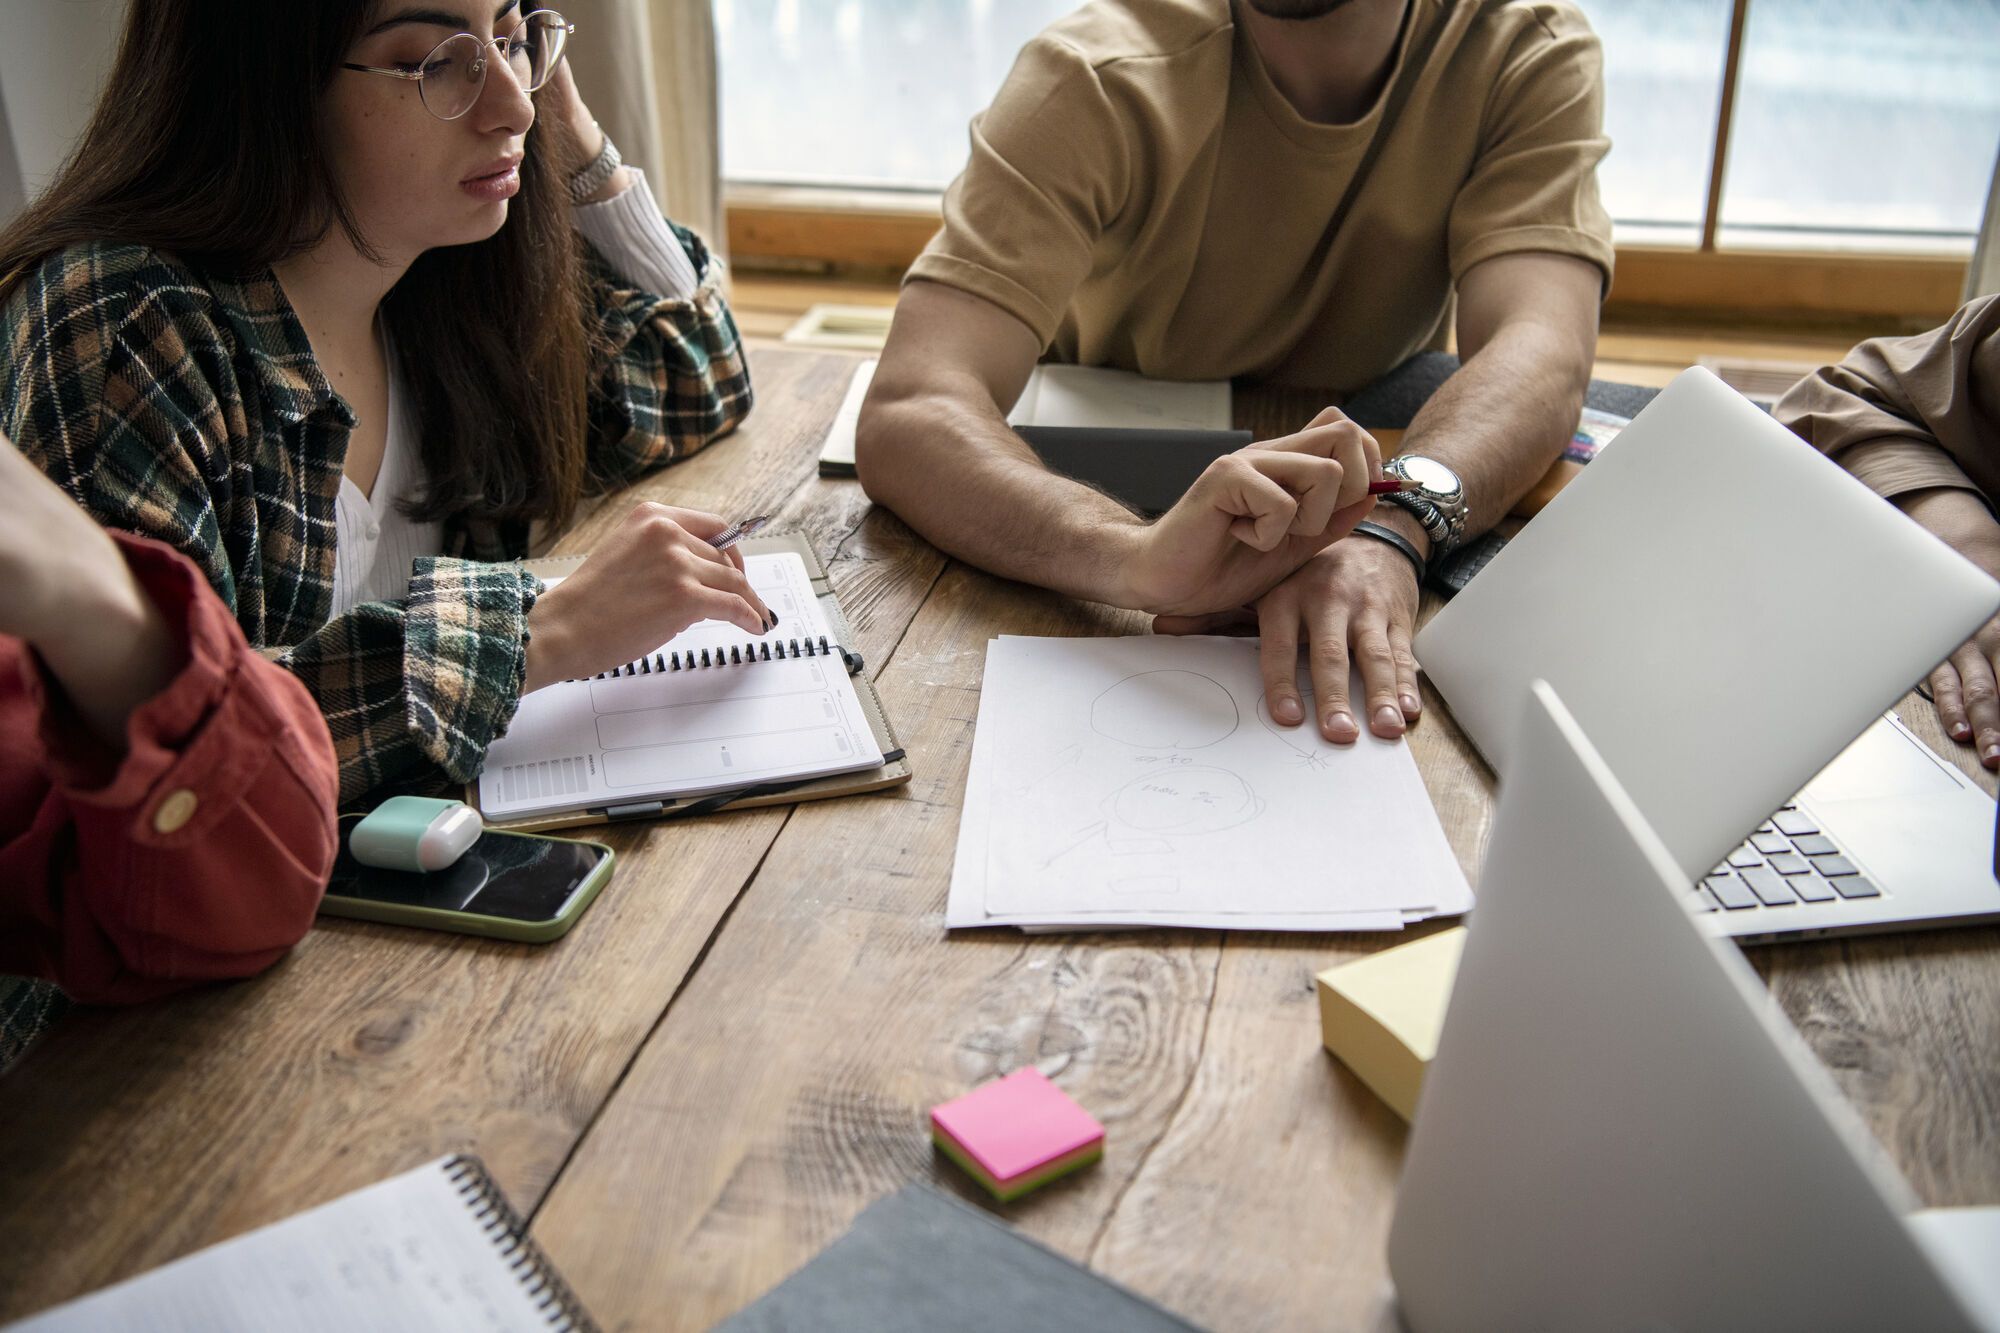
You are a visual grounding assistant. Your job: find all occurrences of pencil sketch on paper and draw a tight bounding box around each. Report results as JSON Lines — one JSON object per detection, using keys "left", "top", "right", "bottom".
{"left": 1257, "top": 691, "right": 1340, "bottom": 770}
{"left": 1038, "top": 764, "right": 1264, "bottom": 873}
{"left": 1090, "top": 670, "right": 1239, "bottom": 749}
{"left": 972, "top": 636, "right": 1474, "bottom": 923}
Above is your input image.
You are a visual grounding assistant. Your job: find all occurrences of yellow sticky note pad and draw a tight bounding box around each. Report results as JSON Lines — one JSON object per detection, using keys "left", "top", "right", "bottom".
{"left": 1315, "top": 927, "right": 1466, "bottom": 1122}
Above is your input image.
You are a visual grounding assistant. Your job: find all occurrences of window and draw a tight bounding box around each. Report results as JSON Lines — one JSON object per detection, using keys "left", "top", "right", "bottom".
{"left": 717, "top": 0, "right": 1077, "bottom": 191}
{"left": 1585, "top": 0, "right": 1735, "bottom": 237}
{"left": 719, "top": 0, "right": 2000, "bottom": 251}
{"left": 1718, "top": 0, "right": 2000, "bottom": 245}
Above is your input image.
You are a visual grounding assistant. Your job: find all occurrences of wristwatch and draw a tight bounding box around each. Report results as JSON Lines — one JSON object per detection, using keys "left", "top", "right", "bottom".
{"left": 1379, "top": 455, "right": 1470, "bottom": 556}
{"left": 568, "top": 125, "right": 622, "bottom": 203}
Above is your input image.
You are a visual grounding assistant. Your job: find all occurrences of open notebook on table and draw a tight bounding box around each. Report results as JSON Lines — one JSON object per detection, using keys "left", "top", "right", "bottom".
{"left": 7, "top": 1156, "right": 596, "bottom": 1332}
{"left": 472, "top": 534, "right": 909, "bottom": 833}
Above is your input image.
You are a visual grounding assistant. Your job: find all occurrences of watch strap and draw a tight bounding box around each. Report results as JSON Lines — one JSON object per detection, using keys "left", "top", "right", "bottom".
{"left": 568, "top": 127, "right": 622, "bottom": 203}
{"left": 1380, "top": 488, "right": 1453, "bottom": 550}
{"left": 1352, "top": 520, "right": 1427, "bottom": 585}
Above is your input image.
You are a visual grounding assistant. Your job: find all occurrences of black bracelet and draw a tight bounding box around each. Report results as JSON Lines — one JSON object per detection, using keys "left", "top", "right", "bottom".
{"left": 1352, "top": 520, "right": 1427, "bottom": 585}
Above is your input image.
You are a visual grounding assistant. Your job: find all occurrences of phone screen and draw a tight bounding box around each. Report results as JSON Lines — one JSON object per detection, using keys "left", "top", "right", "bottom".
{"left": 327, "top": 816, "right": 609, "bottom": 923}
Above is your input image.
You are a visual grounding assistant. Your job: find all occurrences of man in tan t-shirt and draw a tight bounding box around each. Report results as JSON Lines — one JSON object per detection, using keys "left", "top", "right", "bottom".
{"left": 1777, "top": 295, "right": 2000, "bottom": 770}
{"left": 859, "top": 0, "right": 1611, "bottom": 744}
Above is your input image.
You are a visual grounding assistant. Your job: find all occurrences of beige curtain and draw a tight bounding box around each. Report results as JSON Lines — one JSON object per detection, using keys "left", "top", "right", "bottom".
{"left": 560, "top": 0, "right": 724, "bottom": 256}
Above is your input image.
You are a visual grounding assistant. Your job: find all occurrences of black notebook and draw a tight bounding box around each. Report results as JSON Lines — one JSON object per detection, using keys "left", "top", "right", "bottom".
{"left": 715, "top": 1184, "right": 1205, "bottom": 1332}
{"left": 10, "top": 1156, "right": 597, "bottom": 1332}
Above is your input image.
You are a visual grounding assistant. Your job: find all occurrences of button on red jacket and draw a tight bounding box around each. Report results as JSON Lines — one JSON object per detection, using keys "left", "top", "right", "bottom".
{"left": 1, "top": 533, "right": 339, "bottom": 1002}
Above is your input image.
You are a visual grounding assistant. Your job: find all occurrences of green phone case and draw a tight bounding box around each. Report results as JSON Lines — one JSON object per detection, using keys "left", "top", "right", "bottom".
{"left": 317, "top": 829, "right": 616, "bottom": 943}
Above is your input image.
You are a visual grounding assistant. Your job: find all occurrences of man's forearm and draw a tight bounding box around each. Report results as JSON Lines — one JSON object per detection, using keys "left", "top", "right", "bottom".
{"left": 1386, "top": 320, "right": 1592, "bottom": 557}
{"left": 859, "top": 386, "right": 1148, "bottom": 605}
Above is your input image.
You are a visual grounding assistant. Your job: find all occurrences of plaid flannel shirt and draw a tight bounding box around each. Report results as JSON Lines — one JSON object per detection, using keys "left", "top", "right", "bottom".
{"left": 3, "top": 227, "right": 751, "bottom": 806}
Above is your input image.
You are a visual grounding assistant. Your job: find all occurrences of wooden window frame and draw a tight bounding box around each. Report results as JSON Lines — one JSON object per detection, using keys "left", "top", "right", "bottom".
{"left": 723, "top": 0, "right": 1976, "bottom": 325}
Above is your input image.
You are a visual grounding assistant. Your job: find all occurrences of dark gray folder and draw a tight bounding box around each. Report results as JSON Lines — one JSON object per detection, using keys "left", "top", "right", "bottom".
{"left": 1015, "top": 425, "right": 1252, "bottom": 518}
{"left": 713, "top": 1184, "right": 1206, "bottom": 1332}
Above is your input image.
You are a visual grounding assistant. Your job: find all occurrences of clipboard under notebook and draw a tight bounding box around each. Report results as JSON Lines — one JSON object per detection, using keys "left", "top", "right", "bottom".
{"left": 470, "top": 533, "right": 909, "bottom": 833}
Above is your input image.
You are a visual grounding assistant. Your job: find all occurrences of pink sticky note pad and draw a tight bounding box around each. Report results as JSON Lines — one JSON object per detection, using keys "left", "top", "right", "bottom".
{"left": 930, "top": 1068, "right": 1105, "bottom": 1184}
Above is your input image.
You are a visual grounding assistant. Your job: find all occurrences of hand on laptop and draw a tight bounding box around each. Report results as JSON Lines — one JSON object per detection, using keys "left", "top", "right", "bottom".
{"left": 1898, "top": 487, "right": 2000, "bottom": 768}
{"left": 1115, "top": 407, "right": 1382, "bottom": 620}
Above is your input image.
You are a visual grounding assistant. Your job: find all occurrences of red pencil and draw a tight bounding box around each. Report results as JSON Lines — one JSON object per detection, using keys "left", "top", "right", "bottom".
{"left": 1368, "top": 479, "right": 1411, "bottom": 494}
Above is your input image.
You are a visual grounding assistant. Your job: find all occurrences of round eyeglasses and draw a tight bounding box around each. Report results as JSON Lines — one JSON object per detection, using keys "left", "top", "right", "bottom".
{"left": 342, "top": 10, "right": 574, "bottom": 121}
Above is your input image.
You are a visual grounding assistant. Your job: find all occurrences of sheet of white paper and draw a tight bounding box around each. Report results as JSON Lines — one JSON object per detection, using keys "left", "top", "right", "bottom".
{"left": 817, "top": 357, "right": 876, "bottom": 470}
{"left": 1005, "top": 365, "right": 1231, "bottom": 432}
{"left": 965, "top": 636, "right": 1470, "bottom": 923}
{"left": 478, "top": 553, "right": 879, "bottom": 819}
{"left": 13, "top": 1160, "right": 556, "bottom": 1333}
{"left": 947, "top": 670, "right": 1416, "bottom": 932}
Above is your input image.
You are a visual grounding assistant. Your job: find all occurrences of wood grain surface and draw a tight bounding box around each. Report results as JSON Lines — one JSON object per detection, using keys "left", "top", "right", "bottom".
{"left": 4, "top": 346, "right": 1995, "bottom": 1332}
{"left": 0, "top": 349, "right": 895, "bottom": 1319}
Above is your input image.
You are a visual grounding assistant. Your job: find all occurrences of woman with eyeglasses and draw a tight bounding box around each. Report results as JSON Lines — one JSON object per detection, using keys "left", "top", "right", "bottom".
{"left": 0, "top": 1, "right": 773, "bottom": 807}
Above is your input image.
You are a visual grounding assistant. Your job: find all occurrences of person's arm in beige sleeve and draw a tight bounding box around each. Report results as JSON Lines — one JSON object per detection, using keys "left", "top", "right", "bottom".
{"left": 1775, "top": 295, "right": 2000, "bottom": 766}
{"left": 860, "top": 40, "right": 1382, "bottom": 625}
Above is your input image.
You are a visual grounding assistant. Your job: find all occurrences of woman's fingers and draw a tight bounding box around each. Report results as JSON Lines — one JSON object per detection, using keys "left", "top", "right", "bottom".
{"left": 673, "top": 526, "right": 771, "bottom": 623}
{"left": 687, "top": 587, "right": 768, "bottom": 637}
{"left": 1204, "top": 456, "right": 1303, "bottom": 551}
{"left": 687, "top": 554, "right": 773, "bottom": 632}
{"left": 1234, "top": 453, "right": 1335, "bottom": 537}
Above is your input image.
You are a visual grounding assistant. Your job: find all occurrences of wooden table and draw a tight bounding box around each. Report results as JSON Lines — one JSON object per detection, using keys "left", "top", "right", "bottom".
{"left": 3, "top": 346, "right": 1996, "bottom": 1331}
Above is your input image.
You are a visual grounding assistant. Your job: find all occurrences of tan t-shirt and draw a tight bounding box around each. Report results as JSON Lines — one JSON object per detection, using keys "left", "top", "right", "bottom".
{"left": 907, "top": 0, "right": 1614, "bottom": 393}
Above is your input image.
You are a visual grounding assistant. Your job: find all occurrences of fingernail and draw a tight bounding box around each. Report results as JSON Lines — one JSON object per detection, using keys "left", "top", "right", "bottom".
{"left": 1373, "top": 705, "right": 1403, "bottom": 732}
{"left": 770, "top": 611, "right": 780, "bottom": 627}
{"left": 762, "top": 612, "right": 775, "bottom": 631}
{"left": 1401, "top": 692, "right": 1421, "bottom": 716}
{"left": 1274, "top": 696, "right": 1302, "bottom": 724}
{"left": 1951, "top": 722, "right": 1971, "bottom": 740}
{"left": 1984, "top": 743, "right": 2000, "bottom": 764}
{"left": 1326, "top": 711, "right": 1357, "bottom": 741}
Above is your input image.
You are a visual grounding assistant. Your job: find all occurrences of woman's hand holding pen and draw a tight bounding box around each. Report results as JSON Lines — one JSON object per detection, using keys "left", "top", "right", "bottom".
{"left": 522, "top": 502, "right": 775, "bottom": 694}
{"left": 1111, "top": 406, "right": 1383, "bottom": 617}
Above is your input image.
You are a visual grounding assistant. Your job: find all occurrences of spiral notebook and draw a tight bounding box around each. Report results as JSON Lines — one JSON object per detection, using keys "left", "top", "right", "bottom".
{"left": 473, "top": 534, "right": 908, "bottom": 832}
{"left": 7, "top": 1156, "right": 596, "bottom": 1332}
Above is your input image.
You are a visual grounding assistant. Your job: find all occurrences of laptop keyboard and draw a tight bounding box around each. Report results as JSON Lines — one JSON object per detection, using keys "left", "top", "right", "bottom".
{"left": 1698, "top": 806, "right": 1882, "bottom": 912}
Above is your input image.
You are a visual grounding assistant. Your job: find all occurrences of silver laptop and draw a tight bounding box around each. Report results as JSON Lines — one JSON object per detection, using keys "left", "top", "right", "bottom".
{"left": 1415, "top": 366, "right": 2000, "bottom": 941}
{"left": 1388, "top": 681, "right": 2000, "bottom": 1332}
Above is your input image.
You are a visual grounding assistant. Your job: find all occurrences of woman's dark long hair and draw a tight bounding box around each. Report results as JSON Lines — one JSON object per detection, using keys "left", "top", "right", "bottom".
{"left": 0, "top": 0, "right": 597, "bottom": 530}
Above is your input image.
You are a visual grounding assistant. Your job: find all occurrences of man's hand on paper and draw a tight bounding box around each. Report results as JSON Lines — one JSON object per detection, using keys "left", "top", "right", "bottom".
{"left": 522, "top": 502, "right": 775, "bottom": 694}
{"left": 1155, "top": 514, "right": 1425, "bottom": 745}
{"left": 1114, "top": 407, "right": 1383, "bottom": 619}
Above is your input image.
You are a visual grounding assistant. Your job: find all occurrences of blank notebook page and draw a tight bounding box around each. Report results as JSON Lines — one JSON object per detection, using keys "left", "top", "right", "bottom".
{"left": 478, "top": 551, "right": 882, "bottom": 820}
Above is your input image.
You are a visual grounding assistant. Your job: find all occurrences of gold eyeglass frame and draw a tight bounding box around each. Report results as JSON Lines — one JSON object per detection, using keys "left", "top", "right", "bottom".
{"left": 341, "top": 10, "right": 576, "bottom": 121}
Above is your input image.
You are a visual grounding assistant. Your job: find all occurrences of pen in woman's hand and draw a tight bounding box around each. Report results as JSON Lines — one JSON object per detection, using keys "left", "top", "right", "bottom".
{"left": 710, "top": 514, "right": 771, "bottom": 552}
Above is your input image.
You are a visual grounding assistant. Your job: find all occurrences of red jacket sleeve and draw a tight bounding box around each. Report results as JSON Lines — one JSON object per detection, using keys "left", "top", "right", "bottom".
{"left": 0, "top": 533, "right": 339, "bottom": 1003}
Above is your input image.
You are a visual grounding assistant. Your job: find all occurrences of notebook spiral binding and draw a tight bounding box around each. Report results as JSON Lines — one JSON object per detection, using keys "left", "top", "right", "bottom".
{"left": 444, "top": 1155, "right": 601, "bottom": 1333}
{"left": 589, "top": 634, "right": 863, "bottom": 679}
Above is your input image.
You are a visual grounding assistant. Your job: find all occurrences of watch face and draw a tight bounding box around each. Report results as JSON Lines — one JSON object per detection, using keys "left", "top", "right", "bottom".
{"left": 1396, "top": 456, "right": 1462, "bottom": 499}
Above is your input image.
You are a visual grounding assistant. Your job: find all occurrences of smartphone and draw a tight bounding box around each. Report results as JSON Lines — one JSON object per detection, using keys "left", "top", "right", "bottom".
{"left": 319, "top": 815, "right": 615, "bottom": 943}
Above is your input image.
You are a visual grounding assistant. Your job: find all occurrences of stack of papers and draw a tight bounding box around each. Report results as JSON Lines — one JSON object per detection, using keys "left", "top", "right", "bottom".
{"left": 1005, "top": 363, "right": 1231, "bottom": 431}
{"left": 948, "top": 636, "right": 1473, "bottom": 932}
